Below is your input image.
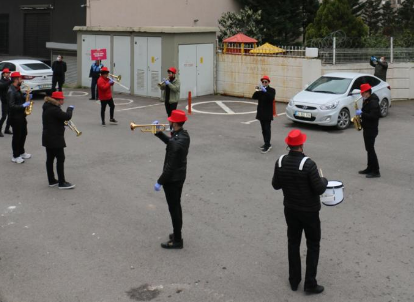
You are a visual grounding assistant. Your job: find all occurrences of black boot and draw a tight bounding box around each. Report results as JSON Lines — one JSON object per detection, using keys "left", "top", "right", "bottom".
{"left": 161, "top": 239, "right": 183, "bottom": 249}
{"left": 358, "top": 168, "right": 371, "bottom": 174}
{"left": 304, "top": 285, "right": 324, "bottom": 294}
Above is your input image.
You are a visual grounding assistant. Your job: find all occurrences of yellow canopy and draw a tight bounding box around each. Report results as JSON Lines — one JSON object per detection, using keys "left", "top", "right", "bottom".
{"left": 249, "top": 42, "right": 286, "bottom": 54}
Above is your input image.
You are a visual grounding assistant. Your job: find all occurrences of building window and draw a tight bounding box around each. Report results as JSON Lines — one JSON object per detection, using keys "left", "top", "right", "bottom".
{"left": 0, "top": 14, "right": 9, "bottom": 54}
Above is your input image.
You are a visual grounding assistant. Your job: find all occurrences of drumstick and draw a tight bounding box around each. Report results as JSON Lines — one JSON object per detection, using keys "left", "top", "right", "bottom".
{"left": 319, "top": 168, "right": 324, "bottom": 177}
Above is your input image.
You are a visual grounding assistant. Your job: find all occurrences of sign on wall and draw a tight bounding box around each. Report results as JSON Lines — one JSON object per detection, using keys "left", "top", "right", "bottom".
{"left": 91, "top": 49, "right": 107, "bottom": 60}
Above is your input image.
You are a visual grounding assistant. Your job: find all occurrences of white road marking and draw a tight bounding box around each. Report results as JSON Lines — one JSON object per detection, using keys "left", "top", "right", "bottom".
{"left": 241, "top": 112, "right": 286, "bottom": 124}
{"left": 67, "top": 91, "right": 89, "bottom": 97}
{"left": 216, "top": 101, "right": 235, "bottom": 114}
{"left": 116, "top": 103, "right": 163, "bottom": 112}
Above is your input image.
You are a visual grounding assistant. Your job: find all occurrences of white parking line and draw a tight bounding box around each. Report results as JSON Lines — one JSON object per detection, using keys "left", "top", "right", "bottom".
{"left": 216, "top": 101, "right": 236, "bottom": 114}
{"left": 116, "top": 103, "right": 163, "bottom": 112}
{"left": 241, "top": 112, "right": 286, "bottom": 124}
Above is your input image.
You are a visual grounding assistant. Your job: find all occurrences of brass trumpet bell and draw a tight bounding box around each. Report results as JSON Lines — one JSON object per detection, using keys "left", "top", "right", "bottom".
{"left": 109, "top": 73, "right": 122, "bottom": 82}
{"left": 130, "top": 122, "right": 170, "bottom": 134}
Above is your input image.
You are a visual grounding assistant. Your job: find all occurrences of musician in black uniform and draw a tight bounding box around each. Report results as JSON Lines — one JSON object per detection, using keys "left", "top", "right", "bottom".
{"left": 252, "top": 75, "right": 276, "bottom": 154}
{"left": 7, "top": 72, "right": 31, "bottom": 164}
{"left": 355, "top": 83, "right": 381, "bottom": 178}
{"left": 153, "top": 110, "right": 190, "bottom": 249}
{"left": 0, "top": 68, "right": 12, "bottom": 136}
{"left": 272, "top": 129, "right": 328, "bottom": 294}
{"left": 42, "top": 91, "right": 75, "bottom": 189}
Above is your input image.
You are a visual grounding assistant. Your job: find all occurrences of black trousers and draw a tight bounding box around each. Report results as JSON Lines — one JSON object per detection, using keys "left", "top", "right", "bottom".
{"left": 46, "top": 148, "right": 66, "bottom": 185}
{"left": 363, "top": 128, "right": 380, "bottom": 173}
{"left": 10, "top": 118, "right": 27, "bottom": 158}
{"left": 0, "top": 101, "right": 11, "bottom": 132}
{"left": 259, "top": 119, "right": 272, "bottom": 147}
{"left": 163, "top": 181, "right": 184, "bottom": 242}
{"left": 100, "top": 99, "right": 115, "bottom": 123}
{"left": 284, "top": 207, "right": 321, "bottom": 289}
{"left": 91, "top": 77, "right": 99, "bottom": 99}
{"left": 165, "top": 101, "right": 178, "bottom": 117}
{"left": 52, "top": 76, "right": 64, "bottom": 92}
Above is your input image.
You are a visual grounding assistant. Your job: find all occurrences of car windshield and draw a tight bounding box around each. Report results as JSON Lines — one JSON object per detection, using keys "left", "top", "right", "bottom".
{"left": 306, "top": 77, "right": 352, "bottom": 94}
{"left": 20, "top": 63, "right": 51, "bottom": 71}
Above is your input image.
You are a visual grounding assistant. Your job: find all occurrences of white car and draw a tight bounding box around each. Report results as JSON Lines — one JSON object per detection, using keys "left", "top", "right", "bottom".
{"left": 0, "top": 59, "right": 53, "bottom": 94}
{"left": 286, "top": 72, "right": 391, "bottom": 130}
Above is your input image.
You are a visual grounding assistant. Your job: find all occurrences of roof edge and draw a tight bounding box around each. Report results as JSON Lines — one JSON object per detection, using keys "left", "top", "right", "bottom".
{"left": 73, "top": 26, "right": 219, "bottom": 33}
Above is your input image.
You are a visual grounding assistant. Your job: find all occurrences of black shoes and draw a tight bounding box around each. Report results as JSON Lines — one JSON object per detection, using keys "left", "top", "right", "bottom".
{"left": 366, "top": 172, "right": 381, "bottom": 178}
{"left": 304, "top": 285, "right": 324, "bottom": 294}
{"left": 110, "top": 118, "right": 118, "bottom": 124}
{"left": 5, "top": 129, "right": 12, "bottom": 135}
{"left": 261, "top": 145, "right": 272, "bottom": 154}
{"left": 358, "top": 168, "right": 371, "bottom": 174}
{"left": 58, "top": 182, "right": 76, "bottom": 190}
{"left": 49, "top": 180, "right": 59, "bottom": 187}
{"left": 290, "top": 284, "right": 299, "bottom": 291}
{"left": 161, "top": 239, "right": 183, "bottom": 249}
{"left": 259, "top": 144, "right": 266, "bottom": 150}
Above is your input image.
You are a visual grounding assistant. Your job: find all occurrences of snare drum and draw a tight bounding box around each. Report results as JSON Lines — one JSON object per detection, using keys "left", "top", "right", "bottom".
{"left": 320, "top": 180, "right": 344, "bottom": 206}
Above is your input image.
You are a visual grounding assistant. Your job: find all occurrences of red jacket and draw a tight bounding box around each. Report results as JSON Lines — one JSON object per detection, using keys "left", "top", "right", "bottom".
{"left": 97, "top": 76, "right": 113, "bottom": 100}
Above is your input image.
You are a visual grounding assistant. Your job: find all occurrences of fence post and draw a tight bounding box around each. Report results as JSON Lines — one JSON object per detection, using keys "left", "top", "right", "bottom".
{"left": 188, "top": 91, "right": 192, "bottom": 115}
{"left": 333, "top": 37, "right": 336, "bottom": 65}
{"left": 390, "top": 37, "right": 394, "bottom": 63}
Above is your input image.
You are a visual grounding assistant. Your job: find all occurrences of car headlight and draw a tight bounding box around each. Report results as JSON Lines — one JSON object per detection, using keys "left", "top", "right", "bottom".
{"left": 320, "top": 100, "right": 339, "bottom": 110}
{"left": 288, "top": 99, "right": 294, "bottom": 107}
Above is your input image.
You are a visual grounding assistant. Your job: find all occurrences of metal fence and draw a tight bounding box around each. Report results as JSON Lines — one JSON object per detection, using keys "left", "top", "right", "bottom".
{"left": 216, "top": 43, "right": 306, "bottom": 58}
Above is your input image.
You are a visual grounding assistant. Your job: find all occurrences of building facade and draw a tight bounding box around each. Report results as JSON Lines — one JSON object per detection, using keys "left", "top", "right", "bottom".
{"left": 84, "top": 0, "right": 239, "bottom": 28}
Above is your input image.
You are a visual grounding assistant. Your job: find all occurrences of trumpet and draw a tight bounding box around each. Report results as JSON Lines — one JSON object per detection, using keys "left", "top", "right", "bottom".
{"left": 22, "top": 84, "right": 33, "bottom": 115}
{"left": 65, "top": 120, "right": 82, "bottom": 136}
{"left": 255, "top": 85, "right": 261, "bottom": 91}
{"left": 157, "top": 80, "right": 166, "bottom": 87}
{"left": 351, "top": 96, "right": 363, "bottom": 131}
{"left": 130, "top": 122, "right": 170, "bottom": 134}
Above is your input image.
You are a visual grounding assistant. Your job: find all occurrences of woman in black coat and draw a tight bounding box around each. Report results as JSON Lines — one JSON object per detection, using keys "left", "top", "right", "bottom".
{"left": 42, "top": 92, "right": 75, "bottom": 189}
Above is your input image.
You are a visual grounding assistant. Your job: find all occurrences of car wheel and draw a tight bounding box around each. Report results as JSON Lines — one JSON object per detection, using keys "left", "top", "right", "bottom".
{"left": 380, "top": 99, "right": 389, "bottom": 117}
{"left": 336, "top": 108, "right": 351, "bottom": 130}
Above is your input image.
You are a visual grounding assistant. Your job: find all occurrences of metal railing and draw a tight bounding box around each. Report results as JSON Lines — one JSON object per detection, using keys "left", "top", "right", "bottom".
{"left": 217, "top": 43, "right": 306, "bottom": 58}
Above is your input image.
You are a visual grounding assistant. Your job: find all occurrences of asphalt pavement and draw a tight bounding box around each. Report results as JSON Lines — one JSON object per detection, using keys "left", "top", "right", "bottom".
{"left": 0, "top": 89, "right": 413, "bottom": 302}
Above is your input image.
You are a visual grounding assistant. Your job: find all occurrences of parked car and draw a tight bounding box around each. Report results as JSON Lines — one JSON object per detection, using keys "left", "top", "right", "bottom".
{"left": 285, "top": 72, "right": 391, "bottom": 130}
{"left": 0, "top": 59, "right": 53, "bottom": 94}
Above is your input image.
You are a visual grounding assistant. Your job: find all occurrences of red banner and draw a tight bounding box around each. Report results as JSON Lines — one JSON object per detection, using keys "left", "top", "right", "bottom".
{"left": 91, "top": 49, "right": 107, "bottom": 60}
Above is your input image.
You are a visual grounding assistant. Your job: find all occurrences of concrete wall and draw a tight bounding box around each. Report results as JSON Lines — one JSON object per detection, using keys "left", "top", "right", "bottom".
{"left": 87, "top": 0, "right": 239, "bottom": 28}
{"left": 217, "top": 54, "right": 321, "bottom": 102}
{"left": 217, "top": 54, "right": 414, "bottom": 101}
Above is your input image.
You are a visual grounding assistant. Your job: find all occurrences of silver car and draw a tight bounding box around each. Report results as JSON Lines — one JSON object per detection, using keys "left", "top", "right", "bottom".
{"left": 285, "top": 72, "right": 392, "bottom": 130}
{"left": 0, "top": 59, "right": 53, "bottom": 94}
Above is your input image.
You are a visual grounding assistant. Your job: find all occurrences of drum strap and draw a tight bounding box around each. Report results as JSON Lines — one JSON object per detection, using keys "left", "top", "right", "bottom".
{"left": 299, "top": 157, "right": 309, "bottom": 171}
{"left": 278, "top": 155, "right": 309, "bottom": 171}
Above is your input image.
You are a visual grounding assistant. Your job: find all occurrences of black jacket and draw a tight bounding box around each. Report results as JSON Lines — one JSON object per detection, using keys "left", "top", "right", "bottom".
{"left": 52, "top": 61, "right": 67, "bottom": 79}
{"left": 370, "top": 59, "right": 388, "bottom": 81}
{"left": 155, "top": 128, "right": 190, "bottom": 185}
{"left": 8, "top": 85, "right": 26, "bottom": 120}
{"left": 0, "top": 76, "right": 11, "bottom": 104}
{"left": 361, "top": 93, "right": 381, "bottom": 130}
{"left": 42, "top": 97, "right": 73, "bottom": 148}
{"left": 272, "top": 151, "right": 328, "bottom": 212}
{"left": 252, "top": 86, "right": 276, "bottom": 120}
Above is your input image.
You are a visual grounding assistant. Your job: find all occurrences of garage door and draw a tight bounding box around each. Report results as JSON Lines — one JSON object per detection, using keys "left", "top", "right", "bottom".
{"left": 24, "top": 13, "right": 50, "bottom": 58}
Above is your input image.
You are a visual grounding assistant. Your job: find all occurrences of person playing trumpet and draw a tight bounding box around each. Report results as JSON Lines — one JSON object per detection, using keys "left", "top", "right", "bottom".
{"left": 7, "top": 72, "right": 31, "bottom": 164}
{"left": 97, "top": 67, "right": 118, "bottom": 126}
{"left": 159, "top": 67, "right": 180, "bottom": 117}
{"left": 42, "top": 91, "right": 75, "bottom": 189}
{"left": 153, "top": 110, "right": 190, "bottom": 249}
{"left": 252, "top": 75, "right": 276, "bottom": 154}
{"left": 0, "top": 68, "right": 12, "bottom": 136}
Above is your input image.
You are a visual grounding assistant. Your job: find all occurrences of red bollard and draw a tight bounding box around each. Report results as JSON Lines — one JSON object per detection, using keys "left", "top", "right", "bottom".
{"left": 188, "top": 91, "right": 192, "bottom": 115}
{"left": 273, "top": 99, "right": 277, "bottom": 116}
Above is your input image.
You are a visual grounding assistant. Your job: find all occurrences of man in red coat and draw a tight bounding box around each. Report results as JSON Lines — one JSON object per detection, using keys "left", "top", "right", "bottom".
{"left": 97, "top": 67, "right": 117, "bottom": 126}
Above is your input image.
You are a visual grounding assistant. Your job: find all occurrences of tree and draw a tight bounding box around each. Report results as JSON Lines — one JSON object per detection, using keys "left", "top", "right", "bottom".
{"left": 380, "top": 1, "right": 396, "bottom": 36}
{"left": 397, "top": 0, "right": 414, "bottom": 31}
{"left": 347, "top": 0, "right": 365, "bottom": 16}
{"left": 218, "top": 6, "right": 264, "bottom": 42}
{"left": 362, "top": 0, "right": 382, "bottom": 36}
{"left": 236, "top": 0, "right": 317, "bottom": 45}
{"left": 306, "top": 0, "right": 368, "bottom": 41}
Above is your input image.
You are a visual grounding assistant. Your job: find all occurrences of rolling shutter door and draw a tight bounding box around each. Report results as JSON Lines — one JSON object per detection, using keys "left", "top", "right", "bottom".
{"left": 24, "top": 13, "right": 50, "bottom": 58}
